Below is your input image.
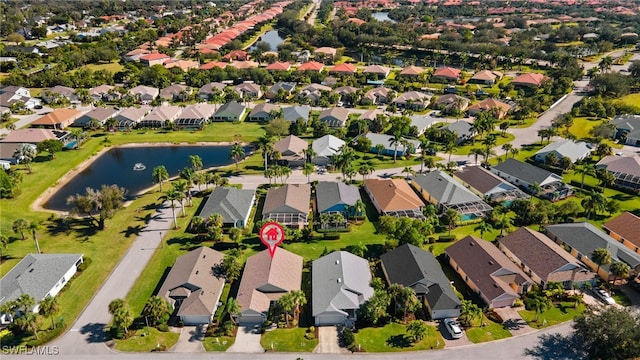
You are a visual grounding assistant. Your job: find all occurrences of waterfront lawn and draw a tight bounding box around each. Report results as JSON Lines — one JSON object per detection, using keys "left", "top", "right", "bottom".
{"left": 261, "top": 328, "right": 318, "bottom": 352}
{"left": 203, "top": 335, "right": 235, "bottom": 351}
{"left": 113, "top": 327, "right": 179, "bottom": 352}
{"left": 354, "top": 322, "right": 444, "bottom": 352}
{"left": 518, "top": 302, "right": 585, "bottom": 329}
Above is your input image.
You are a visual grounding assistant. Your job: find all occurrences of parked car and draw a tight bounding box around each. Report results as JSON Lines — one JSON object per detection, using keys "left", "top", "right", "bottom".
{"left": 444, "top": 318, "right": 463, "bottom": 339}
{"left": 594, "top": 288, "right": 616, "bottom": 305}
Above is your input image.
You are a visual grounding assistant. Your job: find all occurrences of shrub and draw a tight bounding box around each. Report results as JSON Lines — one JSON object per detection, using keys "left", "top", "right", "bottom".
{"left": 77, "top": 257, "right": 92, "bottom": 272}
{"left": 342, "top": 328, "right": 355, "bottom": 347}
{"left": 26, "top": 325, "right": 65, "bottom": 347}
{"left": 438, "top": 235, "right": 457, "bottom": 242}
{"left": 156, "top": 323, "right": 169, "bottom": 332}
{"left": 110, "top": 326, "right": 125, "bottom": 339}
{"left": 322, "top": 232, "right": 341, "bottom": 240}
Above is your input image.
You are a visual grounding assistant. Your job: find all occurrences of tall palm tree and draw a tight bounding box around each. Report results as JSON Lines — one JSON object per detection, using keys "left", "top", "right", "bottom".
{"left": 501, "top": 143, "right": 513, "bottom": 162}
{"left": 598, "top": 56, "right": 613, "bottom": 73}
{"left": 172, "top": 181, "right": 188, "bottom": 216}
{"left": 375, "top": 144, "right": 386, "bottom": 158}
{"left": 581, "top": 190, "right": 607, "bottom": 220}
{"left": 576, "top": 163, "right": 596, "bottom": 193}
{"left": 225, "top": 297, "right": 241, "bottom": 325}
{"left": 164, "top": 189, "right": 180, "bottom": 229}
{"left": 143, "top": 296, "right": 169, "bottom": 326}
{"left": 469, "top": 147, "right": 484, "bottom": 165}
{"left": 29, "top": 221, "right": 41, "bottom": 254}
{"left": 389, "top": 131, "right": 403, "bottom": 163}
{"left": 358, "top": 161, "right": 375, "bottom": 182}
{"left": 591, "top": 248, "right": 611, "bottom": 277}
{"left": 609, "top": 261, "right": 630, "bottom": 286}
{"left": 38, "top": 295, "right": 59, "bottom": 329}
{"left": 402, "top": 166, "right": 415, "bottom": 179}
{"left": 474, "top": 220, "right": 493, "bottom": 239}
{"left": 188, "top": 155, "right": 203, "bottom": 172}
{"left": 529, "top": 182, "right": 542, "bottom": 203}
{"left": 442, "top": 208, "right": 460, "bottom": 235}
{"left": 229, "top": 143, "right": 246, "bottom": 170}
{"left": 290, "top": 290, "right": 307, "bottom": 323}
{"left": 496, "top": 214, "right": 512, "bottom": 237}
{"left": 13, "top": 143, "right": 36, "bottom": 173}
{"left": 256, "top": 135, "right": 274, "bottom": 171}
{"left": 278, "top": 292, "right": 295, "bottom": 326}
{"left": 152, "top": 165, "right": 169, "bottom": 192}
{"left": 419, "top": 137, "right": 431, "bottom": 173}
{"left": 303, "top": 162, "right": 314, "bottom": 183}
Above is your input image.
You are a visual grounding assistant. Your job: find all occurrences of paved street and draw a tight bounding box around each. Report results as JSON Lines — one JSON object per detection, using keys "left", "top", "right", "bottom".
{"left": 52, "top": 202, "right": 178, "bottom": 356}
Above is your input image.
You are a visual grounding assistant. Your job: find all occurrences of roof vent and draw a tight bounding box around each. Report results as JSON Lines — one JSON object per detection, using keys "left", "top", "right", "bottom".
{"left": 195, "top": 270, "right": 199, "bottom": 275}
{"left": 337, "top": 278, "right": 342, "bottom": 283}
{"left": 488, "top": 261, "right": 494, "bottom": 265}
{"left": 335, "top": 260, "right": 340, "bottom": 265}
{"left": 203, "top": 255, "right": 206, "bottom": 258}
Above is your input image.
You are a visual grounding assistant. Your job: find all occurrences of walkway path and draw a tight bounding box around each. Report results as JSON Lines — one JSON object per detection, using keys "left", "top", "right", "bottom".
{"left": 53, "top": 202, "right": 179, "bottom": 356}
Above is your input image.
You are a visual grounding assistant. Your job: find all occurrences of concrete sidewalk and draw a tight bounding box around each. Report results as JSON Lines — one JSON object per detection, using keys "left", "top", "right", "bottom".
{"left": 54, "top": 202, "right": 179, "bottom": 355}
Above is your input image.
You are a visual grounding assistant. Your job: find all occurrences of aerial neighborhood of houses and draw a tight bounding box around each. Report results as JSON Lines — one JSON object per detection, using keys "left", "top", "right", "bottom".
{"left": 1, "top": 0, "right": 640, "bottom": 357}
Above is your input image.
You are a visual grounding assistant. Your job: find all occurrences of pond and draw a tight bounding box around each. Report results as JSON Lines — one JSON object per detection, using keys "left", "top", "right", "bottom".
{"left": 44, "top": 145, "right": 250, "bottom": 211}
{"left": 249, "top": 30, "right": 285, "bottom": 52}
{"left": 371, "top": 12, "right": 396, "bottom": 23}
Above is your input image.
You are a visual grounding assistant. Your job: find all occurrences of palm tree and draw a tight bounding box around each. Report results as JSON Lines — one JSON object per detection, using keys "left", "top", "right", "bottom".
{"left": 143, "top": 296, "right": 169, "bottom": 326}
{"left": 419, "top": 137, "right": 431, "bottom": 173}
{"left": 303, "top": 162, "right": 314, "bottom": 183}
{"left": 225, "top": 297, "right": 240, "bottom": 325}
{"left": 474, "top": 220, "right": 493, "bottom": 239}
{"left": 358, "top": 161, "right": 375, "bottom": 182}
{"left": 15, "top": 311, "right": 39, "bottom": 339}
{"left": 188, "top": 155, "right": 203, "bottom": 172}
{"left": 38, "top": 295, "right": 59, "bottom": 329}
{"left": 496, "top": 214, "right": 512, "bottom": 237}
{"left": 402, "top": 166, "right": 415, "bottom": 179}
{"left": 229, "top": 143, "right": 246, "bottom": 170}
{"left": 349, "top": 241, "right": 368, "bottom": 257}
{"left": 290, "top": 289, "right": 307, "bottom": 323}
{"left": 609, "top": 261, "right": 630, "bottom": 286}
{"left": 172, "top": 181, "right": 188, "bottom": 217}
{"left": 532, "top": 297, "right": 550, "bottom": 322}
{"left": 351, "top": 199, "right": 366, "bottom": 219}
{"left": 509, "top": 147, "right": 519, "bottom": 159}
{"left": 598, "top": 56, "right": 613, "bottom": 73}
{"left": 529, "top": 182, "right": 542, "bottom": 203}
{"left": 0, "top": 233, "right": 8, "bottom": 261}
{"left": 460, "top": 299, "right": 482, "bottom": 327}
{"left": 442, "top": 208, "right": 460, "bottom": 235}
{"left": 29, "top": 221, "right": 41, "bottom": 253}
{"left": 164, "top": 189, "right": 180, "bottom": 229}
{"left": 469, "top": 147, "right": 485, "bottom": 165}
{"left": 375, "top": 144, "right": 386, "bottom": 158}
{"left": 12, "top": 218, "right": 29, "bottom": 240}
{"left": 501, "top": 143, "right": 513, "bottom": 162}
{"left": 256, "top": 135, "right": 274, "bottom": 171}
{"left": 389, "top": 131, "right": 403, "bottom": 163}
{"left": 424, "top": 156, "right": 436, "bottom": 172}
{"left": 581, "top": 190, "right": 607, "bottom": 220}
{"left": 576, "top": 163, "right": 596, "bottom": 193}
{"left": 278, "top": 292, "right": 295, "bottom": 326}
{"left": 591, "top": 248, "right": 612, "bottom": 277}
{"left": 14, "top": 143, "right": 36, "bottom": 173}
{"left": 152, "top": 166, "right": 169, "bottom": 192}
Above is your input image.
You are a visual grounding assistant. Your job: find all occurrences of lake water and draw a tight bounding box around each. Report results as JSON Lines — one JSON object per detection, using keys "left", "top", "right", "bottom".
{"left": 44, "top": 145, "right": 249, "bottom": 211}
{"left": 372, "top": 12, "right": 396, "bottom": 23}
{"left": 249, "top": 30, "right": 285, "bottom": 52}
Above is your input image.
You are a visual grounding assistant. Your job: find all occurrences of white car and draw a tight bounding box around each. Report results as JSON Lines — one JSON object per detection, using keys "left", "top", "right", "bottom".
{"left": 595, "top": 288, "right": 616, "bottom": 305}
{"left": 444, "top": 318, "right": 463, "bottom": 339}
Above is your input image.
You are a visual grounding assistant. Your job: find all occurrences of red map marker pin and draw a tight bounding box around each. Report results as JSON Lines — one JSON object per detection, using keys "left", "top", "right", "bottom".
{"left": 259, "top": 222, "right": 285, "bottom": 258}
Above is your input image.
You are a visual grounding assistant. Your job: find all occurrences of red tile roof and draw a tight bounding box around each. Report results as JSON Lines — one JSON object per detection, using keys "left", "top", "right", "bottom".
{"left": 140, "top": 53, "right": 170, "bottom": 61}
{"left": 512, "top": 73, "right": 546, "bottom": 87}
{"left": 297, "top": 61, "right": 324, "bottom": 72}
{"left": 330, "top": 63, "right": 357, "bottom": 73}
{"left": 433, "top": 67, "right": 461, "bottom": 79}
{"left": 200, "top": 61, "right": 228, "bottom": 70}
{"left": 265, "top": 62, "right": 291, "bottom": 71}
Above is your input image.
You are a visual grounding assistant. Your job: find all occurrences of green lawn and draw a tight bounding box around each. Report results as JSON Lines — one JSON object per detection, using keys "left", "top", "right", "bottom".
{"left": 465, "top": 318, "right": 512, "bottom": 343}
{"left": 518, "top": 302, "right": 585, "bottom": 329}
{"left": 261, "top": 328, "right": 318, "bottom": 352}
{"left": 202, "top": 335, "right": 235, "bottom": 351}
{"left": 78, "top": 61, "right": 125, "bottom": 74}
{"left": 611, "top": 289, "right": 632, "bottom": 306}
{"left": 354, "top": 322, "right": 444, "bottom": 352}
{"left": 113, "top": 327, "right": 179, "bottom": 352}
{"left": 614, "top": 93, "right": 640, "bottom": 111}
{"left": 452, "top": 133, "right": 515, "bottom": 156}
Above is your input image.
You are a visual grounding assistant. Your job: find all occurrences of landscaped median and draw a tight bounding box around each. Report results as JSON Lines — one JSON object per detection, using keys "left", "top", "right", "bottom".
{"left": 353, "top": 322, "right": 444, "bottom": 352}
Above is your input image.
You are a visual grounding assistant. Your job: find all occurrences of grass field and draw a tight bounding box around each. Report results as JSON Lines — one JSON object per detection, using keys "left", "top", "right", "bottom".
{"left": 465, "top": 318, "right": 512, "bottom": 343}
{"left": 78, "top": 61, "right": 125, "bottom": 74}
{"left": 202, "top": 335, "right": 235, "bottom": 351}
{"left": 113, "top": 327, "right": 179, "bottom": 352}
{"left": 354, "top": 322, "right": 444, "bottom": 352}
{"left": 261, "top": 328, "right": 318, "bottom": 352}
{"left": 519, "top": 302, "right": 585, "bottom": 329}
{"left": 614, "top": 93, "right": 640, "bottom": 111}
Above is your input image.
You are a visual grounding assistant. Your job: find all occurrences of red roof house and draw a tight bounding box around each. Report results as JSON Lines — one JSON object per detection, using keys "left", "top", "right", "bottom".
{"left": 512, "top": 73, "right": 546, "bottom": 88}
{"left": 330, "top": 63, "right": 357, "bottom": 74}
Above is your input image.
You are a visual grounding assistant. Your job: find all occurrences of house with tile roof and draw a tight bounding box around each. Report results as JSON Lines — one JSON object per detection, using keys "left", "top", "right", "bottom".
{"left": 491, "top": 158, "right": 573, "bottom": 201}
{"left": 364, "top": 179, "right": 425, "bottom": 219}
{"left": 199, "top": 61, "right": 228, "bottom": 70}
{"left": 499, "top": 227, "right": 596, "bottom": 289}
{"left": 236, "top": 248, "right": 303, "bottom": 325}
{"left": 546, "top": 223, "right": 640, "bottom": 281}
{"left": 199, "top": 187, "right": 255, "bottom": 228}
{"left": 262, "top": 184, "right": 311, "bottom": 228}
{"left": 431, "top": 67, "right": 461, "bottom": 83}
{"left": 411, "top": 171, "right": 492, "bottom": 220}
{"left": 603, "top": 212, "right": 640, "bottom": 255}
{"left": 330, "top": 63, "right": 357, "bottom": 74}
{"left": 314, "top": 47, "right": 338, "bottom": 62}
{"left": 273, "top": 134, "right": 308, "bottom": 166}
{"left": 311, "top": 135, "right": 345, "bottom": 166}
{"left": 156, "top": 247, "right": 225, "bottom": 325}
{"left": 434, "top": 94, "right": 469, "bottom": 114}
{"left": 534, "top": 140, "right": 592, "bottom": 164}
{"left": 382, "top": 244, "right": 461, "bottom": 319}
{"left": 297, "top": 61, "right": 324, "bottom": 72}
{"left": 596, "top": 155, "right": 640, "bottom": 192}
{"left": 399, "top": 65, "right": 424, "bottom": 77}
{"left": 175, "top": 103, "right": 216, "bottom": 129}
{"left": 364, "top": 87, "right": 392, "bottom": 104}
{"left": 363, "top": 64, "right": 390, "bottom": 79}
{"left": 160, "top": 84, "right": 192, "bottom": 101}
{"left": 393, "top": 91, "right": 432, "bottom": 110}
{"left": 319, "top": 107, "right": 350, "bottom": 127}
{"left": 197, "top": 82, "right": 226, "bottom": 100}
{"left": 139, "top": 53, "right": 170, "bottom": 66}
{"left": 265, "top": 61, "right": 292, "bottom": 71}
{"left": 445, "top": 236, "right": 532, "bottom": 308}
{"left": 282, "top": 105, "right": 310, "bottom": 123}
{"left": 512, "top": 73, "right": 546, "bottom": 88}
{"left": 31, "top": 108, "right": 81, "bottom": 130}
{"left": 312, "top": 251, "right": 373, "bottom": 326}
{"left": 0, "top": 254, "right": 83, "bottom": 316}
{"left": 467, "top": 98, "right": 512, "bottom": 119}
{"left": 359, "top": 109, "right": 384, "bottom": 122}
{"left": 213, "top": 101, "right": 246, "bottom": 122}
{"left": 248, "top": 103, "right": 280, "bottom": 122}
{"left": 74, "top": 107, "right": 119, "bottom": 128}
{"left": 315, "top": 181, "right": 361, "bottom": 216}
{"left": 453, "top": 165, "right": 528, "bottom": 204}
{"left": 114, "top": 106, "right": 152, "bottom": 130}
{"left": 0, "top": 128, "right": 69, "bottom": 145}
{"left": 612, "top": 114, "right": 640, "bottom": 147}
{"left": 129, "top": 85, "right": 159, "bottom": 103}
{"left": 139, "top": 105, "right": 183, "bottom": 128}
{"left": 164, "top": 59, "right": 199, "bottom": 71}
{"left": 469, "top": 70, "right": 503, "bottom": 85}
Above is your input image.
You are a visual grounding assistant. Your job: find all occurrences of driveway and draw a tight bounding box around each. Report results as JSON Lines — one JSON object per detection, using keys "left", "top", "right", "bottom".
{"left": 226, "top": 325, "right": 264, "bottom": 353}
{"left": 493, "top": 307, "right": 535, "bottom": 337}
{"left": 170, "top": 325, "right": 206, "bottom": 353}
{"left": 313, "top": 326, "right": 348, "bottom": 353}
{"left": 437, "top": 320, "right": 472, "bottom": 348}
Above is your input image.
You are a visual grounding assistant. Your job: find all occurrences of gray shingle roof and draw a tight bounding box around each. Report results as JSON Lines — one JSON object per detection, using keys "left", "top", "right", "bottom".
{"left": 315, "top": 181, "right": 361, "bottom": 213}
{"left": 282, "top": 106, "right": 310, "bottom": 122}
{"left": 492, "top": 158, "right": 557, "bottom": 185}
{"left": 411, "top": 170, "right": 484, "bottom": 205}
{"left": 262, "top": 184, "right": 310, "bottom": 216}
{"left": 0, "top": 253, "right": 83, "bottom": 306}
{"left": 215, "top": 101, "right": 246, "bottom": 118}
{"left": 454, "top": 165, "right": 511, "bottom": 194}
{"left": 546, "top": 223, "right": 640, "bottom": 271}
{"left": 534, "top": 140, "right": 592, "bottom": 163}
{"left": 312, "top": 251, "right": 374, "bottom": 317}
{"left": 381, "top": 244, "right": 460, "bottom": 312}
{"left": 199, "top": 187, "right": 255, "bottom": 226}
{"left": 312, "top": 135, "right": 345, "bottom": 160}
{"left": 444, "top": 120, "right": 473, "bottom": 138}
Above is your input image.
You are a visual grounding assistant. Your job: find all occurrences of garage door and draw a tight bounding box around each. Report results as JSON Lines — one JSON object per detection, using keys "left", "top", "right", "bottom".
{"left": 238, "top": 314, "right": 265, "bottom": 325}
{"left": 315, "top": 314, "right": 346, "bottom": 327}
